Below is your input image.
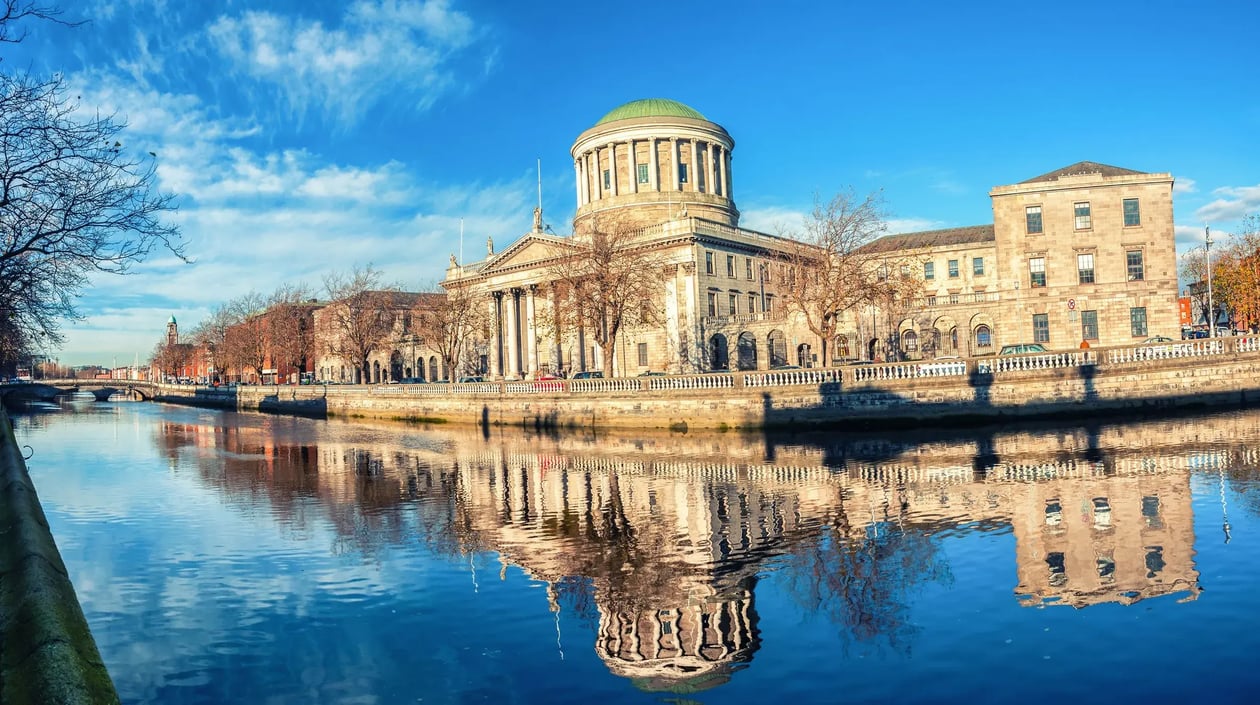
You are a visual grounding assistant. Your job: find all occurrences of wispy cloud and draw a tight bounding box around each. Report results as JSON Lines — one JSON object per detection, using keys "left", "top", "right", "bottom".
{"left": 739, "top": 206, "right": 807, "bottom": 235}
{"left": 886, "top": 217, "right": 948, "bottom": 235}
{"left": 1173, "top": 177, "right": 1197, "bottom": 195}
{"left": 207, "top": 0, "right": 483, "bottom": 127}
{"left": 1195, "top": 184, "right": 1260, "bottom": 224}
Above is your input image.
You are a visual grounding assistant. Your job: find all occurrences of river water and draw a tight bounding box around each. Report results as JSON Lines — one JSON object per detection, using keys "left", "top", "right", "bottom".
{"left": 11, "top": 400, "right": 1260, "bottom": 704}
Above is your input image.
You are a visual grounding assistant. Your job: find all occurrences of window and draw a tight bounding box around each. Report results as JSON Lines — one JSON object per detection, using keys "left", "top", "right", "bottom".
{"left": 745, "top": 258, "right": 753, "bottom": 280}
{"left": 973, "top": 257, "right": 984, "bottom": 276}
{"left": 707, "top": 292, "right": 717, "bottom": 317}
{"left": 1026, "top": 205, "right": 1043, "bottom": 234}
{"left": 1029, "top": 257, "right": 1046, "bottom": 287}
{"left": 705, "top": 251, "right": 714, "bottom": 275}
{"left": 637, "top": 342, "right": 648, "bottom": 366}
{"left": 602, "top": 169, "right": 610, "bottom": 190}
{"left": 900, "top": 264, "right": 910, "bottom": 279}
{"left": 728, "top": 293, "right": 737, "bottom": 315}
{"left": 679, "top": 163, "right": 689, "bottom": 183}
{"left": 748, "top": 293, "right": 757, "bottom": 314}
{"left": 976, "top": 324, "right": 992, "bottom": 348}
{"left": 1082, "top": 310, "right": 1099, "bottom": 340}
{"left": 765, "top": 294, "right": 774, "bottom": 312}
{"left": 1130, "top": 307, "right": 1148, "bottom": 337}
{"left": 1127, "top": 250, "right": 1145, "bottom": 281}
{"left": 924, "top": 261, "right": 935, "bottom": 280}
{"left": 877, "top": 265, "right": 888, "bottom": 281}
{"left": 1123, "top": 198, "right": 1140, "bottom": 227}
{"left": 1033, "top": 313, "right": 1050, "bottom": 343}
{"left": 902, "top": 330, "right": 918, "bottom": 353}
{"left": 1077, "top": 253, "right": 1095, "bottom": 284}
{"left": 1074, "top": 201, "right": 1092, "bottom": 230}
{"left": 727, "top": 255, "right": 735, "bottom": 278}
{"left": 948, "top": 259, "right": 959, "bottom": 278}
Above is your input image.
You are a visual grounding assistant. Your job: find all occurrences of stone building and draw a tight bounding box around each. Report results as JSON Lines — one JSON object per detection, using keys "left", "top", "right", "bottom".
{"left": 444, "top": 101, "right": 1180, "bottom": 376}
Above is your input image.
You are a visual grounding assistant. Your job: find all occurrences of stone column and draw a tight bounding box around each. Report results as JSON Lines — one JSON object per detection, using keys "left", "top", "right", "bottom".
{"left": 525, "top": 285, "right": 538, "bottom": 375}
{"left": 626, "top": 139, "right": 637, "bottom": 194}
{"left": 648, "top": 138, "right": 659, "bottom": 192}
{"left": 505, "top": 288, "right": 520, "bottom": 379}
{"left": 664, "top": 264, "right": 680, "bottom": 372}
{"left": 718, "top": 146, "right": 728, "bottom": 199}
{"left": 689, "top": 140, "right": 699, "bottom": 193}
{"left": 574, "top": 159, "right": 583, "bottom": 206}
{"left": 681, "top": 262, "right": 698, "bottom": 372}
{"left": 590, "top": 150, "right": 600, "bottom": 200}
{"left": 669, "top": 138, "right": 679, "bottom": 191}
{"left": 707, "top": 143, "right": 717, "bottom": 196}
{"left": 724, "top": 149, "right": 733, "bottom": 201}
{"left": 607, "top": 142, "right": 617, "bottom": 196}
{"left": 490, "top": 292, "right": 503, "bottom": 379}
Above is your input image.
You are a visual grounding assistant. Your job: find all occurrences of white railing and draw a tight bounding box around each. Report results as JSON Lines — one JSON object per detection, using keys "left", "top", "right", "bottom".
{"left": 744, "top": 369, "right": 842, "bottom": 387}
{"left": 853, "top": 360, "right": 966, "bottom": 383}
{"left": 1105, "top": 339, "right": 1224, "bottom": 364}
{"left": 569, "top": 378, "right": 640, "bottom": 393}
{"left": 977, "top": 351, "right": 1094, "bottom": 374}
{"left": 648, "top": 374, "right": 734, "bottom": 391}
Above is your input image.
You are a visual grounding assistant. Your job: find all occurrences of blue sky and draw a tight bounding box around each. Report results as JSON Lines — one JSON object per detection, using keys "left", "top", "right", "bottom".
{"left": 9, "top": 0, "right": 1258, "bottom": 366}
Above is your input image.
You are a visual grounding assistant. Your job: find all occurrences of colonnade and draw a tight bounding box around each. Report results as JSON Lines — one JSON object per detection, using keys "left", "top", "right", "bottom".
{"left": 487, "top": 286, "right": 600, "bottom": 379}
{"left": 573, "top": 137, "right": 732, "bottom": 206}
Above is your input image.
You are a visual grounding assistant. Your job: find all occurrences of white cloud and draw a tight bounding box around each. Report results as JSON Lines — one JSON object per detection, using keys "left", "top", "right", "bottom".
{"left": 1195, "top": 184, "right": 1260, "bottom": 224}
{"left": 207, "top": 0, "right": 482, "bottom": 126}
{"left": 738, "top": 206, "right": 807, "bottom": 235}
{"left": 886, "top": 217, "right": 948, "bottom": 235}
{"left": 1173, "top": 177, "right": 1197, "bottom": 195}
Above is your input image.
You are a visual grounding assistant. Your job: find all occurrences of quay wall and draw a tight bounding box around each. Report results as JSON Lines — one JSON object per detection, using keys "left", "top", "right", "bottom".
{"left": 153, "top": 337, "right": 1260, "bottom": 431}
{"left": 0, "top": 408, "right": 120, "bottom": 704}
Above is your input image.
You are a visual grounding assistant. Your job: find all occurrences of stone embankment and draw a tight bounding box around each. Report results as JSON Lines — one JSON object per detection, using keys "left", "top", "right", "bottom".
{"left": 152, "top": 337, "right": 1260, "bottom": 431}
{"left": 0, "top": 409, "right": 120, "bottom": 704}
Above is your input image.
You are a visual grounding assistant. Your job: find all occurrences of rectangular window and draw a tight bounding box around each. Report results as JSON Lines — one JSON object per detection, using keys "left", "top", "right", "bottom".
{"left": 637, "top": 163, "right": 649, "bottom": 184}
{"left": 679, "top": 163, "right": 689, "bottom": 183}
{"left": 1026, "top": 205, "right": 1043, "bottom": 234}
{"left": 1074, "top": 202, "right": 1092, "bottom": 230}
{"left": 948, "top": 259, "right": 959, "bottom": 278}
{"left": 1130, "top": 307, "right": 1148, "bottom": 337}
{"left": 726, "top": 255, "right": 735, "bottom": 277}
{"left": 728, "top": 293, "right": 737, "bottom": 315}
{"left": 705, "top": 251, "right": 714, "bottom": 275}
{"left": 707, "top": 292, "right": 717, "bottom": 317}
{"left": 1030, "top": 257, "right": 1046, "bottom": 287}
{"left": 924, "top": 261, "right": 935, "bottom": 280}
{"left": 1123, "top": 198, "right": 1140, "bottom": 227}
{"left": 602, "top": 169, "right": 610, "bottom": 190}
{"left": 1127, "top": 250, "right": 1145, "bottom": 281}
{"left": 1033, "top": 313, "right": 1050, "bottom": 343}
{"left": 877, "top": 265, "right": 888, "bottom": 281}
{"left": 1081, "top": 310, "right": 1099, "bottom": 341}
{"left": 973, "top": 257, "right": 984, "bottom": 275}
{"left": 765, "top": 294, "right": 774, "bottom": 312}
{"left": 637, "top": 342, "right": 648, "bottom": 367}
{"left": 748, "top": 293, "right": 757, "bottom": 314}
{"left": 1077, "top": 253, "right": 1095, "bottom": 284}
{"left": 900, "top": 264, "right": 910, "bottom": 279}
{"left": 745, "top": 258, "right": 753, "bottom": 280}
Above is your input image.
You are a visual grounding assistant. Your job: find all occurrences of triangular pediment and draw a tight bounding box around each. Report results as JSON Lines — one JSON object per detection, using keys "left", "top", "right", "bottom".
{"left": 480, "top": 233, "right": 575, "bottom": 274}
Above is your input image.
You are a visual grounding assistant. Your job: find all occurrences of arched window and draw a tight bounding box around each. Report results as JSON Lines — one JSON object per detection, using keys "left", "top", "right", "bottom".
{"left": 950, "top": 327, "right": 959, "bottom": 351}
{"left": 709, "top": 334, "right": 729, "bottom": 370}
{"left": 429, "top": 356, "right": 440, "bottom": 382}
{"left": 834, "top": 335, "right": 851, "bottom": 360}
{"left": 975, "top": 325, "right": 993, "bottom": 348}
{"left": 902, "top": 330, "right": 918, "bottom": 353}
{"left": 372, "top": 360, "right": 381, "bottom": 384}
{"left": 767, "top": 330, "right": 788, "bottom": 367}
{"left": 736, "top": 332, "right": 757, "bottom": 370}
{"left": 796, "top": 343, "right": 812, "bottom": 367}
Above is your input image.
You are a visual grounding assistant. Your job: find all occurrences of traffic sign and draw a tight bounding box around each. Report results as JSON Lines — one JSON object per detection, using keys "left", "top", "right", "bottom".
{"left": 1067, "top": 298, "right": 1076, "bottom": 310}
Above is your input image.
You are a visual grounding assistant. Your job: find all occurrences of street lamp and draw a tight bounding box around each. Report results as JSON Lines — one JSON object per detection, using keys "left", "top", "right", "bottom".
{"left": 1205, "top": 226, "right": 1215, "bottom": 339}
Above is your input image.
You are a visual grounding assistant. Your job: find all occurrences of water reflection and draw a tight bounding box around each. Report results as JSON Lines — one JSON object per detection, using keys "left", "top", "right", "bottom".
{"left": 123, "top": 407, "right": 1247, "bottom": 695}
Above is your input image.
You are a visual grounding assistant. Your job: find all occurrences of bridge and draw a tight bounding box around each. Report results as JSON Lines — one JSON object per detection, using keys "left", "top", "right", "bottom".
{"left": 0, "top": 379, "right": 159, "bottom": 403}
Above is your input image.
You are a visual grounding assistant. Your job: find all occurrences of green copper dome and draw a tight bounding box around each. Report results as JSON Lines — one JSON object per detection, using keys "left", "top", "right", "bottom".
{"left": 595, "top": 98, "right": 706, "bottom": 125}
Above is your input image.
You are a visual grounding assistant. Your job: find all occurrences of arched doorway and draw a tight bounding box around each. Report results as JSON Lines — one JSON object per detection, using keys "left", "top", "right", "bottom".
{"left": 708, "top": 334, "right": 729, "bottom": 370}
{"left": 796, "top": 343, "right": 812, "bottom": 367}
{"left": 902, "top": 330, "right": 919, "bottom": 358}
{"left": 429, "top": 356, "right": 440, "bottom": 382}
{"left": 736, "top": 332, "right": 757, "bottom": 370}
{"left": 416, "top": 357, "right": 425, "bottom": 380}
{"left": 868, "top": 338, "right": 879, "bottom": 362}
{"left": 390, "top": 350, "right": 403, "bottom": 382}
{"left": 833, "top": 334, "right": 851, "bottom": 363}
{"left": 767, "top": 330, "right": 788, "bottom": 367}
{"left": 372, "top": 360, "right": 381, "bottom": 384}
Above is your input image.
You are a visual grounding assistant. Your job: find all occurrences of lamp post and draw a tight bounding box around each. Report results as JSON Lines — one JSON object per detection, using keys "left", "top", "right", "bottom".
{"left": 1205, "top": 226, "right": 1215, "bottom": 339}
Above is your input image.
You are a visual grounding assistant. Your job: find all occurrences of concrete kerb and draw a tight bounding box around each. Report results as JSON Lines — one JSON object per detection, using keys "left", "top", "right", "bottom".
{"left": 0, "top": 408, "right": 119, "bottom": 705}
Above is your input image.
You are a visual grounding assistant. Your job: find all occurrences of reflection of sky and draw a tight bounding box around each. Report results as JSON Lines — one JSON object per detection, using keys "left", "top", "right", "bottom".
{"left": 13, "top": 404, "right": 1260, "bottom": 703}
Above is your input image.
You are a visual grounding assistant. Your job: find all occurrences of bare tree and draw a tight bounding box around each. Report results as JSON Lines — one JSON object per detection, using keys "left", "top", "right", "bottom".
{"left": 321, "top": 266, "right": 400, "bottom": 384}
{"left": 219, "top": 291, "right": 269, "bottom": 382}
{"left": 188, "top": 303, "right": 241, "bottom": 382}
{"left": 544, "top": 215, "right": 667, "bottom": 377}
{"left": 777, "top": 190, "right": 889, "bottom": 365}
{"left": 265, "top": 283, "right": 316, "bottom": 382}
{"left": 417, "top": 284, "right": 484, "bottom": 380}
{"left": 0, "top": 8, "right": 183, "bottom": 355}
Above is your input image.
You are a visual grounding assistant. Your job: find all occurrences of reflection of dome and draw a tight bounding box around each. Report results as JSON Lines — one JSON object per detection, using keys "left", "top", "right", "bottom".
{"left": 594, "top": 583, "right": 759, "bottom": 693}
{"left": 595, "top": 98, "right": 706, "bottom": 126}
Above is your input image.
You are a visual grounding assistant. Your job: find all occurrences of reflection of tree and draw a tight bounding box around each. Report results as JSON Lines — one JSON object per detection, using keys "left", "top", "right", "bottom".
{"left": 782, "top": 493, "right": 952, "bottom": 652}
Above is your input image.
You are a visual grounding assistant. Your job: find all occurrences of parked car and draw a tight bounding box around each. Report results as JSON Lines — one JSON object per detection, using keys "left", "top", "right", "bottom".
{"left": 533, "top": 374, "right": 563, "bottom": 391}
{"left": 457, "top": 376, "right": 483, "bottom": 383}
{"left": 998, "top": 343, "right": 1047, "bottom": 355}
{"left": 1144, "top": 336, "right": 1174, "bottom": 344}
{"left": 398, "top": 377, "right": 426, "bottom": 384}
{"left": 638, "top": 371, "right": 667, "bottom": 377}
{"left": 570, "top": 371, "right": 603, "bottom": 380}
{"left": 771, "top": 364, "right": 802, "bottom": 370}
